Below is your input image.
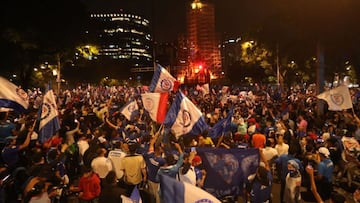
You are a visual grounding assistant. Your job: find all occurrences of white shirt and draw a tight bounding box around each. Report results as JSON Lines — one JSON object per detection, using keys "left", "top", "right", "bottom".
{"left": 91, "top": 156, "right": 113, "bottom": 178}
{"left": 275, "top": 143, "right": 289, "bottom": 156}
{"left": 178, "top": 166, "right": 196, "bottom": 186}
{"left": 77, "top": 139, "right": 89, "bottom": 156}
{"left": 108, "top": 149, "right": 126, "bottom": 179}
{"left": 262, "top": 147, "right": 278, "bottom": 163}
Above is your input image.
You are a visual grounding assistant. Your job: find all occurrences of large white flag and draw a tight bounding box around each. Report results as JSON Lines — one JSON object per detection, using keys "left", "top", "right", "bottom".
{"left": 160, "top": 174, "right": 221, "bottom": 203}
{"left": 0, "top": 77, "right": 29, "bottom": 112}
{"left": 141, "top": 92, "right": 168, "bottom": 123}
{"left": 163, "top": 91, "right": 208, "bottom": 138}
{"left": 317, "top": 85, "right": 353, "bottom": 111}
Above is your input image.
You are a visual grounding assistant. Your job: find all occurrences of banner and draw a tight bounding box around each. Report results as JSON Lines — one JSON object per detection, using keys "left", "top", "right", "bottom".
{"left": 0, "top": 76, "right": 29, "bottom": 112}
{"left": 317, "top": 85, "right": 353, "bottom": 111}
{"left": 149, "top": 64, "right": 179, "bottom": 93}
{"left": 141, "top": 92, "right": 168, "bottom": 123}
{"left": 196, "top": 148, "right": 259, "bottom": 198}
{"left": 39, "top": 85, "right": 60, "bottom": 143}
{"left": 120, "top": 99, "right": 139, "bottom": 121}
{"left": 163, "top": 91, "right": 208, "bottom": 138}
{"left": 159, "top": 174, "right": 221, "bottom": 203}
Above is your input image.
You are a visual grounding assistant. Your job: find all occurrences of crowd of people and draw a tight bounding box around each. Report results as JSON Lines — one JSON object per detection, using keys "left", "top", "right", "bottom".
{"left": 0, "top": 83, "right": 360, "bottom": 203}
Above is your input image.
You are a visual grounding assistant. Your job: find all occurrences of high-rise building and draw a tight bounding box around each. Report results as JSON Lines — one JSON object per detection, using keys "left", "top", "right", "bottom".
{"left": 186, "top": 0, "right": 221, "bottom": 74}
{"left": 88, "top": 13, "right": 153, "bottom": 70}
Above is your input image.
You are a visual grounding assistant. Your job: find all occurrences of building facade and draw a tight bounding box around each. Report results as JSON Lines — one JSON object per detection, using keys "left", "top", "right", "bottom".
{"left": 187, "top": 0, "right": 221, "bottom": 68}
{"left": 179, "top": 0, "right": 221, "bottom": 83}
{"left": 89, "top": 12, "right": 153, "bottom": 70}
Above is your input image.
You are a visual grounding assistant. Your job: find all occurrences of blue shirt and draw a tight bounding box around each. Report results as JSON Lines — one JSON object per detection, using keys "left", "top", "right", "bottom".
{"left": 145, "top": 152, "right": 166, "bottom": 183}
{"left": 1, "top": 145, "right": 20, "bottom": 168}
{"left": 317, "top": 158, "right": 333, "bottom": 182}
{"left": 0, "top": 121, "right": 15, "bottom": 143}
{"left": 250, "top": 171, "right": 272, "bottom": 203}
{"left": 156, "top": 153, "right": 184, "bottom": 182}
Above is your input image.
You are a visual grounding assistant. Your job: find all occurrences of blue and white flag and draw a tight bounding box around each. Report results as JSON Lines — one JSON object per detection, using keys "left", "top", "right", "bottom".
{"left": 208, "top": 109, "right": 233, "bottom": 138}
{"left": 196, "top": 148, "right": 260, "bottom": 198}
{"left": 120, "top": 99, "right": 139, "bottom": 121}
{"left": 0, "top": 76, "right": 29, "bottom": 112}
{"left": 163, "top": 91, "right": 208, "bottom": 138}
{"left": 39, "top": 85, "right": 60, "bottom": 143}
{"left": 121, "top": 186, "right": 142, "bottom": 203}
{"left": 159, "top": 174, "right": 221, "bottom": 203}
{"left": 149, "top": 64, "right": 179, "bottom": 93}
{"left": 317, "top": 85, "right": 353, "bottom": 111}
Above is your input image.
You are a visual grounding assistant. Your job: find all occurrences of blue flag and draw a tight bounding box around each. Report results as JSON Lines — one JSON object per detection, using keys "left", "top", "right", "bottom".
{"left": 196, "top": 148, "right": 259, "bottom": 198}
{"left": 149, "top": 64, "right": 179, "bottom": 93}
{"left": 208, "top": 109, "right": 233, "bottom": 138}
{"left": 159, "top": 174, "right": 221, "bottom": 203}
{"left": 0, "top": 77, "right": 29, "bottom": 112}
{"left": 120, "top": 99, "right": 139, "bottom": 121}
{"left": 163, "top": 91, "right": 208, "bottom": 138}
{"left": 38, "top": 84, "right": 60, "bottom": 143}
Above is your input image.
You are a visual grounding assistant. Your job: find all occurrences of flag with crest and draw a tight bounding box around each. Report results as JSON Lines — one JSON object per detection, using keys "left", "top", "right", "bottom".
{"left": 0, "top": 76, "right": 29, "bottom": 112}
{"left": 149, "top": 64, "right": 180, "bottom": 93}
{"left": 163, "top": 91, "right": 208, "bottom": 138}
{"left": 317, "top": 85, "right": 353, "bottom": 111}
{"left": 39, "top": 83, "right": 60, "bottom": 143}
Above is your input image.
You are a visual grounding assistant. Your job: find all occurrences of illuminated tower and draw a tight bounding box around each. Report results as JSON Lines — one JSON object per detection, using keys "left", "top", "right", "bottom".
{"left": 186, "top": 0, "right": 221, "bottom": 75}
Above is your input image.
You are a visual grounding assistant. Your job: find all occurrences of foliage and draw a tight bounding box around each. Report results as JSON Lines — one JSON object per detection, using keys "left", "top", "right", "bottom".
{"left": 0, "top": 0, "right": 89, "bottom": 88}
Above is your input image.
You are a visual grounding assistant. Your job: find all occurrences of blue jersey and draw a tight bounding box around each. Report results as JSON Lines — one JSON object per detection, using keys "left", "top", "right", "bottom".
{"left": 317, "top": 159, "right": 333, "bottom": 183}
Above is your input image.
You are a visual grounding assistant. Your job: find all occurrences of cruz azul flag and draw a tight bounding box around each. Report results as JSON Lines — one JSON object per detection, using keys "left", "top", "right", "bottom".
{"left": 163, "top": 91, "right": 208, "bottom": 138}
{"left": 149, "top": 64, "right": 179, "bottom": 93}
{"left": 208, "top": 109, "right": 233, "bottom": 138}
{"left": 121, "top": 186, "right": 142, "bottom": 203}
{"left": 317, "top": 85, "right": 353, "bottom": 111}
{"left": 159, "top": 174, "right": 221, "bottom": 203}
{"left": 141, "top": 92, "right": 168, "bottom": 123}
{"left": 39, "top": 85, "right": 60, "bottom": 143}
{"left": 0, "top": 76, "right": 29, "bottom": 112}
{"left": 120, "top": 99, "right": 139, "bottom": 121}
{"left": 196, "top": 148, "right": 260, "bottom": 199}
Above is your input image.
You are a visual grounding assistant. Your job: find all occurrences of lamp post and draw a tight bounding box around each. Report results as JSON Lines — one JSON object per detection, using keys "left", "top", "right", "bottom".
{"left": 56, "top": 54, "right": 61, "bottom": 95}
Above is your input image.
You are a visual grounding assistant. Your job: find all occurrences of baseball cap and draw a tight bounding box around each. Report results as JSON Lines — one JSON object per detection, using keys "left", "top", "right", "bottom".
{"left": 192, "top": 155, "right": 202, "bottom": 165}
{"left": 288, "top": 160, "right": 299, "bottom": 170}
{"left": 318, "top": 147, "right": 330, "bottom": 158}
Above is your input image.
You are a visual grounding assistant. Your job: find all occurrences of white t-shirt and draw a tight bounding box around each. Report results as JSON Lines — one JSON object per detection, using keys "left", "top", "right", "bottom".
{"left": 77, "top": 140, "right": 89, "bottom": 156}
{"left": 91, "top": 156, "right": 113, "bottom": 178}
{"left": 275, "top": 143, "right": 289, "bottom": 156}
{"left": 108, "top": 149, "right": 126, "bottom": 179}
{"left": 262, "top": 147, "right": 278, "bottom": 163}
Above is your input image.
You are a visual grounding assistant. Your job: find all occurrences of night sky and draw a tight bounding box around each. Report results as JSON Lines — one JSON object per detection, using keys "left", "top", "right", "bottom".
{"left": 83, "top": 0, "right": 273, "bottom": 42}
{"left": 84, "top": 0, "right": 360, "bottom": 47}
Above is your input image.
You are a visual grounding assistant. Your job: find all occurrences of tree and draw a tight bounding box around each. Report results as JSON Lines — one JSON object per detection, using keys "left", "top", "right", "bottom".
{"left": 0, "top": 0, "right": 89, "bottom": 89}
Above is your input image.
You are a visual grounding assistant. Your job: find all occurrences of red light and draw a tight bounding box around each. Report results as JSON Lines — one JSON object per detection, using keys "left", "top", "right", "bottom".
{"left": 198, "top": 65, "right": 203, "bottom": 70}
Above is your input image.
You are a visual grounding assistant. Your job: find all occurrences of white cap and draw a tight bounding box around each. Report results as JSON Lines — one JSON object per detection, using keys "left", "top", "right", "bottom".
{"left": 318, "top": 147, "right": 330, "bottom": 158}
